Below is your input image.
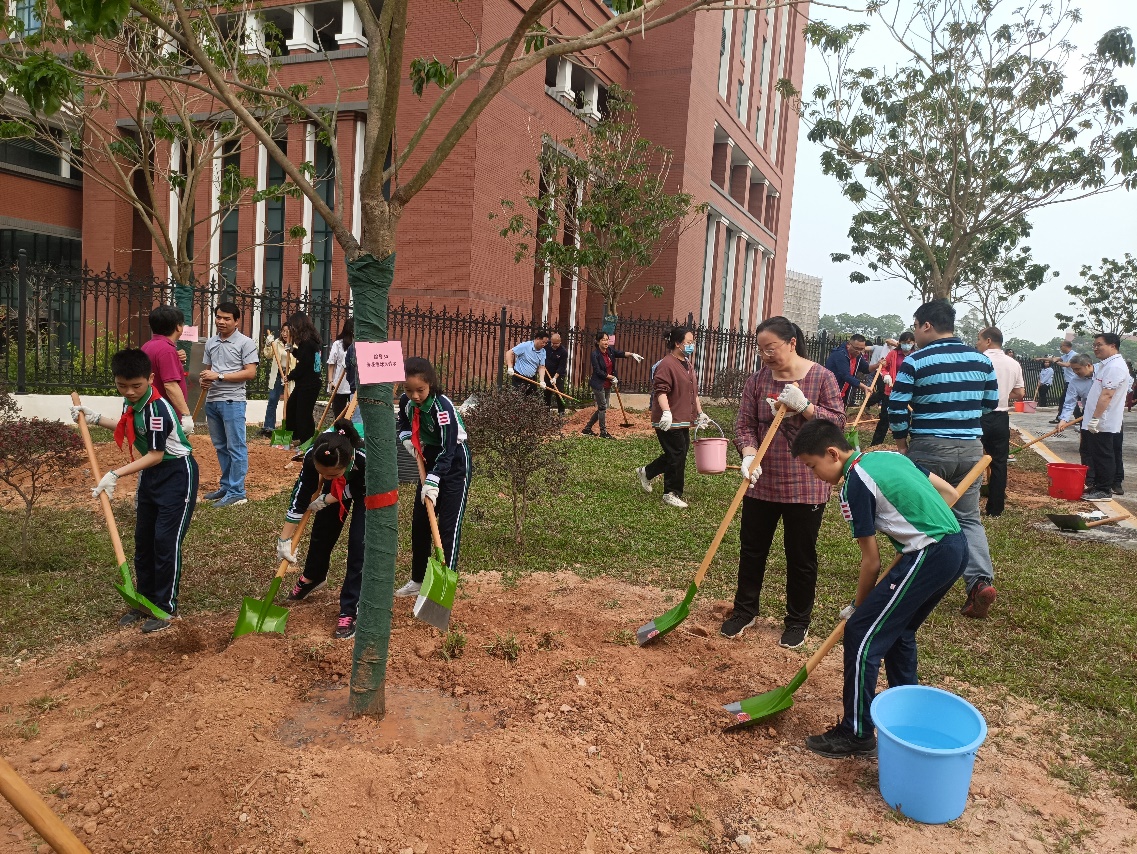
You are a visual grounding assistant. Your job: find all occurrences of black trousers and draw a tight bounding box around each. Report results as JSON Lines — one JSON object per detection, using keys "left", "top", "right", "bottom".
{"left": 135, "top": 456, "right": 199, "bottom": 614}
{"left": 286, "top": 384, "right": 318, "bottom": 444}
{"left": 733, "top": 497, "right": 826, "bottom": 630}
{"left": 511, "top": 375, "right": 538, "bottom": 395}
{"left": 303, "top": 496, "right": 365, "bottom": 616}
{"left": 1037, "top": 384, "right": 1051, "bottom": 407}
{"left": 1115, "top": 429, "right": 1125, "bottom": 485}
{"left": 980, "top": 410, "right": 1010, "bottom": 516}
{"left": 331, "top": 392, "right": 352, "bottom": 420}
{"left": 1084, "top": 431, "right": 1120, "bottom": 492}
{"left": 871, "top": 402, "right": 892, "bottom": 446}
{"left": 865, "top": 375, "right": 887, "bottom": 410}
{"left": 412, "top": 455, "right": 471, "bottom": 583}
{"left": 544, "top": 376, "right": 566, "bottom": 414}
{"left": 645, "top": 428, "right": 690, "bottom": 496}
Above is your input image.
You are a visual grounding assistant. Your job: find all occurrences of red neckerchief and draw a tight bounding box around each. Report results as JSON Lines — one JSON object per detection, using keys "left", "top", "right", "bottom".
{"left": 410, "top": 395, "right": 434, "bottom": 456}
{"left": 114, "top": 390, "right": 151, "bottom": 461}
{"left": 330, "top": 475, "right": 348, "bottom": 522}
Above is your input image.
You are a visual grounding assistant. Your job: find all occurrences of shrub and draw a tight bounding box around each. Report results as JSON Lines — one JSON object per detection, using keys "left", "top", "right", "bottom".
{"left": 463, "top": 384, "right": 566, "bottom": 545}
{"left": 0, "top": 417, "right": 85, "bottom": 553}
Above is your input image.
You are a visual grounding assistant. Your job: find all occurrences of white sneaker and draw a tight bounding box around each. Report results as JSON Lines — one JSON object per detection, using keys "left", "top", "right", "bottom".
{"left": 662, "top": 493, "right": 688, "bottom": 508}
{"left": 394, "top": 580, "right": 421, "bottom": 598}
{"left": 636, "top": 466, "right": 653, "bottom": 493}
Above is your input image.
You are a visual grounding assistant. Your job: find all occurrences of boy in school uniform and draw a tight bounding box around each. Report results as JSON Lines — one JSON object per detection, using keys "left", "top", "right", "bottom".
{"left": 71, "top": 349, "right": 199, "bottom": 633}
{"left": 790, "top": 419, "right": 967, "bottom": 758}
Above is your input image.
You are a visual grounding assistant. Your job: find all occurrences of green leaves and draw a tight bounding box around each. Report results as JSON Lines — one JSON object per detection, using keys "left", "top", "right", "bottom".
{"left": 7, "top": 53, "right": 74, "bottom": 115}
{"left": 1096, "top": 27, "right": 1134, "bottom": 68}
{"left": 56, "top": 0, "right": 130, "bottom": 39}
{"left": 409, "top": 57, "right": 455, "bottom": 97}
{"left": 1057, "top": 254, "right": 1137, "bottom": 336}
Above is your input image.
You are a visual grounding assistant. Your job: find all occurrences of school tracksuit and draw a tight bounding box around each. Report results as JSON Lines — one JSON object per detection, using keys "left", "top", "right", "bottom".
{"left": 119, "top": 390, "right": 199, "bottom": 615}
{"left": 286, "top": 444, "right": 367, "bottom": 617}
{"left": 396, "top": 393, "right": 472, "bottom": 583}
{"left": 837, "top": 451, "right": 968, "bottom": 738}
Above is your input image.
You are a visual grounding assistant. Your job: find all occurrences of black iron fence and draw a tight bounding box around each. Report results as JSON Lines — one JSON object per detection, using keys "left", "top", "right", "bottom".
{"left": 1, "top": 253, "right": 1066, "bottom": 403}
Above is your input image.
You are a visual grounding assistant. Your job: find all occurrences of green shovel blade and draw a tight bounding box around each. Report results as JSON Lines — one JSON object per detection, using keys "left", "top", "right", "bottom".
{"left": 271, "top": 427, "right": 293, "bottom": 448}
{"left": 112, "top": 562, "right": 171, "bottom": 620}
{"left": 845, "top": 427, "right": 861, "bottom": 451}
{"left": 636, "top": 582, "right": 697, "bottom": 645}
{"left": 413, "top": 547, "right": 457, "bottom": 631}
{"left": 233, "top": 576, "right": 289, "bottom": 638}
{"left": 722, "top": 665, "right": 809, "bottom": 727}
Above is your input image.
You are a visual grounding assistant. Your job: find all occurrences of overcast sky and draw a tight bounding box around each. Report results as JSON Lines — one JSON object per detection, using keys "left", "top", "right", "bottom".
{"left": 786, "top": 1, "right": 1136, "bottom": 343}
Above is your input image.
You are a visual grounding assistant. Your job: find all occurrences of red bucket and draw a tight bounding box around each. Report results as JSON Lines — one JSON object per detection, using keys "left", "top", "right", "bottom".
{"left": 1047, "top": 463, "right": 1088, "bottom": 500}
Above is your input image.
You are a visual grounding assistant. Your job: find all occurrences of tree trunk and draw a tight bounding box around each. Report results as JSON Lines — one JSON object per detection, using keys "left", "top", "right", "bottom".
{"left": 347, "top": 251, "right": 400, "bottom": 719}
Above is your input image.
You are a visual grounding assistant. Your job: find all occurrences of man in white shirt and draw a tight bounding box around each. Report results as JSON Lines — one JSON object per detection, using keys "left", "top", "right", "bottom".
{"left": 977, "top": 327, "right": 1025, "bottom": 516}
{"left": 1081, "top": 332, "right": 1132, "bottom": 501}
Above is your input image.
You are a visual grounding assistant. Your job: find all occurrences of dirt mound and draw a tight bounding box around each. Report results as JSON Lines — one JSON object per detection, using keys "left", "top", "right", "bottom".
{"left": 562, "top": 405, "right": 665, "bottom": 439}
{"left": 3, "top": 574, "right": 1134, "bottom": 853}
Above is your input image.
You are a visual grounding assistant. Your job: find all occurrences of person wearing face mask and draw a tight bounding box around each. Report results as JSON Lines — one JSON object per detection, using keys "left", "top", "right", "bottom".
{"left": 721, "top": 316, "right": 846, "bottom": 648}
{"left": 870, "top": 332, "right": 916, "bottom": 447}
{"left": 636, "top": 326, "right": 706, "bottom": 508}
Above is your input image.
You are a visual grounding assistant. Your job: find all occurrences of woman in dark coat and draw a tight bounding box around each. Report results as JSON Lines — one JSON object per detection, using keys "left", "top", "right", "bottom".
{"left": 582, "top": 331, "right": 643, "bottom": 438}
{"left": 283, "top": 312, "right": 322, "bottom": 445}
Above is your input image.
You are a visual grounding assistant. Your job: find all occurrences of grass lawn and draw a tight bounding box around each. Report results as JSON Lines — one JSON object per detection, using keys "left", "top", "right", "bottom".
{"left": 1, "top": 427, "right": 1134, "bottom": 800}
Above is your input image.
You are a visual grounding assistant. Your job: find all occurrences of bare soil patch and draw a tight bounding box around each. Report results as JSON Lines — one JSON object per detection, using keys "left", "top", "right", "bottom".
{"left": 562, "top": 404, "right": 663, "bottom": 439}
{"left": 3, "top": 574, "right": 1134, "bottom": 853}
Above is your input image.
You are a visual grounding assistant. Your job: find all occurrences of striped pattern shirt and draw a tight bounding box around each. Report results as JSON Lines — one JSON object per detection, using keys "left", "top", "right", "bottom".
{"left": 887, "top": 337, "right": 998, "bottom": 441}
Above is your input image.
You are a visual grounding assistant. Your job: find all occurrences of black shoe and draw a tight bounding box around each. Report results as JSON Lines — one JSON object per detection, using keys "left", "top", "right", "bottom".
{"left": 203, "top": 488, "right": 225, "bottom": 501}
{"left": 259, "top": 428, "right": 272, "bottom": 438}
{"left": 118, "top": 609, "right": 148, "bottom": 627}
{"left": 598, "top": 432, "right": 616, "bottom": 440}
{"left": 720, "top": 614, "right": 756, "bottom": 639}
{"left": 1081, "top": 489, "right": 1113, "bottom": 502}
{"left": 581, "top": 428, "right": 597, "bottom": 436}
{"left": 287, "top": 575, "right": 327, "bottom": 602}
{"left": 333, "top": 615, "right": 356, "bottom": 640}
{"left": 780, "top": 625, "right": 809, "bottom": 649}
{"left": 1113, "top": 484, "right": 1125, "bottom": 496}
{"left": 805, "top": 722, "right": 877, "bottom": 758}
{"left": 140, "top": 617, "right": 172, "bottom": 634}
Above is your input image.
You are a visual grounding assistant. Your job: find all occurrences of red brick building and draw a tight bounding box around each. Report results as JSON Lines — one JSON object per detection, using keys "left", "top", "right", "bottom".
{"left": 1, "top": 0, "right": 809, "bottom": 334}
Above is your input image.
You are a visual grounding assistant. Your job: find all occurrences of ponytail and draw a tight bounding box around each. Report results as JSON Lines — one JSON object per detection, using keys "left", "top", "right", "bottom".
{"left": 311, "top": 418, "right": 362, "bottom": 469}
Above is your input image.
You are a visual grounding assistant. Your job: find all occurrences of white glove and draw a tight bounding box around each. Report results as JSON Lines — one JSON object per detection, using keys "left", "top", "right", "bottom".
{"left": 70, "top": 405, "right": 100, "bottom": 424}
{"left": 180, "top": 414, "right": 195, "bottom": 434}
{"left": 740, "top": 454, "right": 762, "bottom": 485}
{"left": 657, "top": 410, "right": 673, "bottom": 431}
{"left": 507, "top": 365, "right": 516, "bottom": 377}
{"left": 883, "top": 374, "right": 894, "bottom": 388}
{"left": 696, "top": 411, "right": 710, "bottom": 429}
{"left": 421, "top": 476, "right": 439, "bottom": 507}
{"left": 610, "top": 376, "right": 619, "bottom": 388}
{"left": 839, "top": 604, "right": 856, "bottom": 621}
{"left": 276, "top": 537, "right": 298, "bottom": 564}
{"left": 1086, "top": 418, "right": 1100, "bottom": 433}
{"left": 92, "top": 471, "right": 118, "bottom": 499}
{"left": 308, "top": 493, "right": 337, "bottom": 513}
{"left": 630, "top": 353, "right": 644, "bottom": 364}
{"left": 402, "top": 438, "right": 417, "bottom": 458}
{"left": 775, "top": 384, "right": 809, "bottom": 413}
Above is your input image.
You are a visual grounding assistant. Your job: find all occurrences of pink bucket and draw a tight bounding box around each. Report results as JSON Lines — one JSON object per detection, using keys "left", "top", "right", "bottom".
{"left": 1022, "top": 400, "right": 1037, "bottom": 413}
{"left": 693, "top": 420, "right": 729, "bottom": 474}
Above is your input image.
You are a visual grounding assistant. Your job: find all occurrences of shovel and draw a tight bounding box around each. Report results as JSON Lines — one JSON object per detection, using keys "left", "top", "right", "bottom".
{"left": 1010, "top": 417, "right": 1081, "bottom": 455}
{"left": 295, "top": 365, "right": 349, "bottom": 454}
{"left": 722, "top": 453, "right": 992, "bottom": 727}
{"left": 71, "top": 392, "right": 172, "bottom": 621}
{"left": 513, "top": 372, "right": 576, "bottom": 402}
{"left": 636, "top": 403, "right": 790, "bottom": 646}
{"left": 1046, "top": 513, "right": 1130, "bottom": 532}
{"left": 412, "top": 455, "right": 459, "bottom": 631}
{"left": 233, "top": 478, "right": 323, "bottom": 638}
{"left": 613, "top": 385, "right": 634, "bottom": 428}
{"left": 270, "top": 348, "right": 293, "bottom": 448}
{"left": 0, "top": 755, "right": 91, "bottom": 854}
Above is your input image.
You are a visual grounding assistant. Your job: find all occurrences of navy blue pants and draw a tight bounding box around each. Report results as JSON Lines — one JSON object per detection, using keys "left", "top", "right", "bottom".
{"left": 303, "top": 495, "right": 365, "bottom": 617}
{"left": 841, "top": 531, "right": 968, "bottom": 738}
{"left": 135, "top": 456, "right": 199, "bottom": 614}
{"left": 412, "top": 451, "right": 471, "bottom": 583}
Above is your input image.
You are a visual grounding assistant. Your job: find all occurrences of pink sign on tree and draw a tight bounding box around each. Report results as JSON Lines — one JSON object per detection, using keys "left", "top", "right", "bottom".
{"left": 355, "top": 341, "right": 406, "bottom": 384}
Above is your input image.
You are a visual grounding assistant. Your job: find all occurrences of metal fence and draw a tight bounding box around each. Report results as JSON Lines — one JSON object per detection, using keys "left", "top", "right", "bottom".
{"left": 1, "top": 253, "right": 1066, "bottom": 402}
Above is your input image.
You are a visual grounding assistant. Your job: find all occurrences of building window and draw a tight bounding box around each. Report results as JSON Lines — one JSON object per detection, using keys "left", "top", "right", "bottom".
{"left": 738, "top": 9, "right": 755, "bottom": 121}
{"left": 310, "top": 139, "right": 336, "bottom": 343}
{"left": 0, "top": 133, "right": 60, "bottom": 176}
{"left": 755, "top": 36, "right": 770, "bottom": 144}
{"left": 217, "top": 141, "right": 241, "bottom": 291}
{"left": 0, "top": 229, "right": 81, "bottom": 267}
{"left": 262, "top": 140, "right": 287, "bottom": 331}
{"left": 13, "top": 0, "right": 41, "bottom": 35}
{"left": 717, "top": 11, "right": 733, "bottom": 99}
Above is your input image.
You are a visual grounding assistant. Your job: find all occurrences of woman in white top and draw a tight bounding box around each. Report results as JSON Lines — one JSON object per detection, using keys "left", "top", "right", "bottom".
{"left": 260, "top": 326, "right": 294, "bottom": 438}
{"left": 326, "top": 317, "right": 354, "bottom": 417}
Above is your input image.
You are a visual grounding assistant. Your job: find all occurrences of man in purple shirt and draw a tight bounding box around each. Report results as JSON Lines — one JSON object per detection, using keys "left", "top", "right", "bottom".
{"left": 141, "top": 306, "right": 195, "bottom": 435}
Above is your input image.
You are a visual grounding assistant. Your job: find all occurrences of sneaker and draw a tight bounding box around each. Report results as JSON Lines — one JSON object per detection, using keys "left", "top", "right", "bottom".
{"left": 287, "top": 575, "right": 326, "bottom": 601}
{"left": 662, "top": 492, "right": 688, "bottom": 508}
{"left": 720, "top": 614, "right": 756, "bottom": 639}
{"left": 118, "top": 609, "right": 148, "bottom": 627}
{"left": 961, "top": 580, "right": 997, "bottom": 619}
{"left": 395, "top": 580, "right": 421, "bottom": 598}
{"left": 259, "top": 428, "right": 273, "bottom": 438}
{"left": 333, "top": 615, "right": 356, "bottom": 640}
{"left": 805, "top": 721, "right": 877, "bottom": 759}
{"left": 599, "top": 432, "right": 616, "bottom": 440}
{"left": 1048, "top": 417, "right": 1061, "bottom": 424}
{"left": 214, "top": 494, "right": 248, "bottom": 508}
{"left": 140, "top": 617, "right": 172, "bottom": 634}
{"left": 203, "top": 488, "right": 225, "bottom": 501}
{"left": 780, "top": 625, "right": 809, "bottom": 649}
{"left": 581, "top": 428, "right": 597, "bottom": 437}
{"left": 636, "top": 466, "right": 653, "bottom": 494}
{"left": 1081, "top": 489, "right": 1113, "bottom": 502}
{"left": 1112, "top": 484, "right": 1125, "bottom": 496}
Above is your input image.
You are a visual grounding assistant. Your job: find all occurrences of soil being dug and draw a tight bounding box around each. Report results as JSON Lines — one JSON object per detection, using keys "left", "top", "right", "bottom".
{"left": 562, "top": 405, "right": 663, "bottom": 440}
{"left": 3, "top": 574, "right": 1134, "bottom": 853}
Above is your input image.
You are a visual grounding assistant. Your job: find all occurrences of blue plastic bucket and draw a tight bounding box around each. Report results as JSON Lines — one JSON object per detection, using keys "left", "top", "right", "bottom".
{"left": 870, "top": 685, "right": 987, "bottom": 824}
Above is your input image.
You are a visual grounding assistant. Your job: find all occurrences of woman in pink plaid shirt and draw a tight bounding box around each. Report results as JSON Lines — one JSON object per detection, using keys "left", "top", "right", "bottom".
{"left": 722, "top": 316, "right": 846, "bottom": 648}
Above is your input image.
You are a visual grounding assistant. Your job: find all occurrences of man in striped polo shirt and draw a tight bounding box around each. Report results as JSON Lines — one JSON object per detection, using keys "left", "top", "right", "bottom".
{"left": 887, "top": 299, "right": 1000, "bottom": 619}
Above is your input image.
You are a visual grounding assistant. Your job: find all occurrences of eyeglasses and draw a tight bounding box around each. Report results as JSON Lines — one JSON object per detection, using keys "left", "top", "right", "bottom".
{"left": 1091, "top": 341, "right": 1105, "bottom": 348}
{"left": 758, "top": 339, "right": 790, "bottom": 357}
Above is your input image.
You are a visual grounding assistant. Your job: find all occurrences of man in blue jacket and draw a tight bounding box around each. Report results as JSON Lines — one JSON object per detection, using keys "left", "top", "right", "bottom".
{"left": 825, "top": 335, "right": 872, "bottom": 407}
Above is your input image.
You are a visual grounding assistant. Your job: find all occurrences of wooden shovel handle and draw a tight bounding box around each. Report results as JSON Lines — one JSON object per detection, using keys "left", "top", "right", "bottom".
{"left": 71, "top": 392, "right": 129, "bottom": 569}
{"left": 313, "top": 365, "right": 347, "bottom": 435}
{"left": 1086, "top": 514, "right": 1131, "bottom": 529}
{"left": 415, "top": 454, "right": 446, "bottom": 554}
{"left": 514, "top": 372, "right": 574, "bottom": 402}
{"left": 614, "top": 387, "right": 630, "bottom": 418}
{"left": 338, "top": 390, "right": 359, "bottom": 422}
{"left": 0, "top": 755, "right": 91, "bottom": 854}
{"left": 277, "top": 477, "right": 324, "bottom": 580}
{"left": 272, "top": 346, "right": 291, "bottom": 405}
{"left": 691, "top": 404, "right": 789, "bottom": 588}
{"left": 851, "top": 360, "right": 885, "bottom": 424}
{"left": 1013, "top": 417, "right": 1082, "bottom": 452}
{"left": 805, "top": 453, "right": 992, "bottom": 677}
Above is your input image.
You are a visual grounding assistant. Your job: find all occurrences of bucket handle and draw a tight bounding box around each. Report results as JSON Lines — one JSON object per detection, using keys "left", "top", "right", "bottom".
{"left": 693, "top": 418, "right": 725, "bottom": 442}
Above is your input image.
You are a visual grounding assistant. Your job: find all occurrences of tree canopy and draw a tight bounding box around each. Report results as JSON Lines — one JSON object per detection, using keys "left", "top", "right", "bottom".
{"left": 1055, "top": 254, "right": 1137, "bottom": 336}
{"left": 818, "top": 312, "right": 907, "bottom": 339}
